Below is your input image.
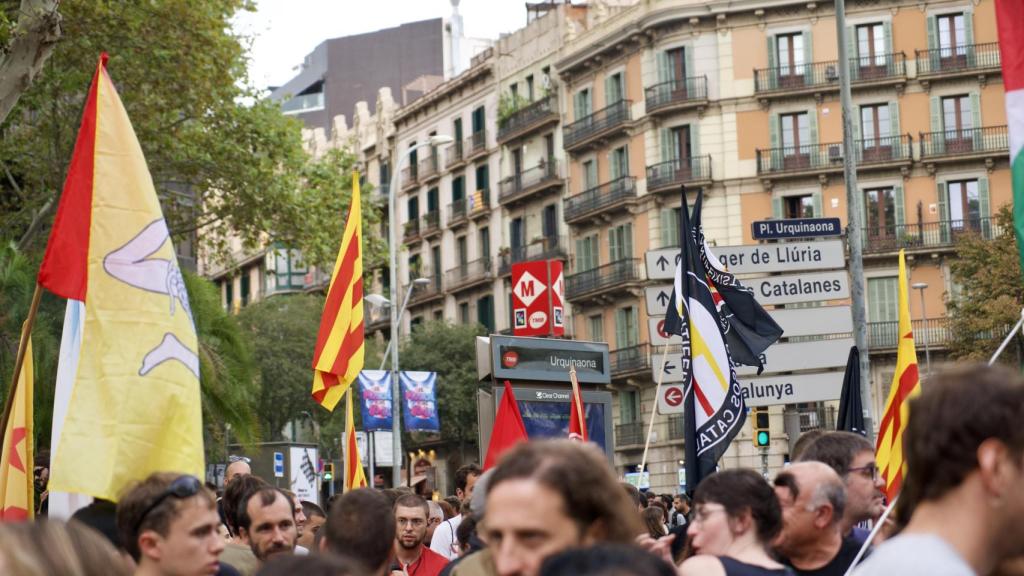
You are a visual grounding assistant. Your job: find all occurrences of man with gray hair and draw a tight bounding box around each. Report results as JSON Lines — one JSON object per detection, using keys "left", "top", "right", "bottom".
{"left": 426, "top": 500, "right": 444, "bottom": 547}
{"left": 773, "top": 461, "right": 859, "bottom": 576}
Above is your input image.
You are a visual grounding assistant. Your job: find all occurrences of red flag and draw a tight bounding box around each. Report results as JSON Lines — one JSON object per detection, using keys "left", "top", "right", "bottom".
{"left": 484, "top": 381, "right": 528, "bottom": 469}
{"left": 568, "top": 366, "right": 587, "bottom": 441}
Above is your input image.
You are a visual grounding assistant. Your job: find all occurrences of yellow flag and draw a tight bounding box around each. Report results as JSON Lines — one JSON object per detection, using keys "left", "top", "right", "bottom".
{"left": 0, "top": 323, "right": 34, "bottom": 520}
{"left": 344, "top": 390, "right": 368, "bottom": 491}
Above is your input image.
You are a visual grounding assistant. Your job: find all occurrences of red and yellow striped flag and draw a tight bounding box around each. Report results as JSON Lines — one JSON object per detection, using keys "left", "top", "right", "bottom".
{"left": 344, "top": 389, "right": 368, "bottom": 491}
{"left": 875, "top": 249, "right": 922, "bottom": 501}
{"left": 311, "top": 175, "right": 365, "bottom": 411}
{"left": 0, "top": 323, "right": 34, "bottom": 521}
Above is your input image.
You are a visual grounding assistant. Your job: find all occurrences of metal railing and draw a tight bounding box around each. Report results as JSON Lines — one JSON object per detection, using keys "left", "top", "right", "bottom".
{"left": 610, "top": 343, "right": 651, "bottom": 376}
{"left": 563, "top": 100, "right": 631, "bottom": 149}
{"left": 615, "top": 422, "right": 644, "bottom": 447}
{"left": 403, "top": 218, "right": 420, "bottom": 241}
{"left": 465, "top": 130, "right": 487, "bottom": 157}
{"left": 498, "top": 95, "right": 559, "bottom": 141}
{"left": 499, "top": 235, "right": 568, "bottom": 275}
{"left": 498, "top": 160, "right": 561, "bottom": 203}
{"left": 918, "top": 126, "right": 1009, "bottom": 160}
{"left": 645, "top": 75, "right": 709, "bottom": 112}
{"left": 565, "top": 258, "right": 643, "bottom": 300}
{"left": 755, "top": 53, "right": 906, "bottom": 93}
{"left": 419, "top": 153, "right": 439, "bottom": 181}
{"left": 407, "top": 276, "right": 443, "bottom": 305}
{"left": 281, "top": 92, "right": 324, "bottom": 114}
{"left": 445, "top": 257, "right": 493, "bottom": 290}
{"left": 563, "top": 176, "right": 637, "bottom": 223}
{"left": 646, "top": 155, "right": 712, "bottom": 191}
{"left": 421, "top": 211, "right": 440, "bottom": 235}
{"left": 447, "top": 198, "right": 468, "bottom": 226}
{"left": 445, "top": 142, "right": 465, "bottom": 168}
{"left": 848, "top": 52, "right": 907, "bottom": 82}
{"left": 916, "top": 42, "right": 1001, "bottom": 76}
{"left": 756, "top": 134, "right": 912, "bottom": 175}
{"left": 863, "top": 216, "right": 1000, "bottom": 253}
{"left": 401, "top": 165, "right": 418, "bottom": 190}
{"left": 799, "top": 405, "right": 837, "bottom": 433}
{"left": 868, "top": 317, "right": 951, "bottom": 349}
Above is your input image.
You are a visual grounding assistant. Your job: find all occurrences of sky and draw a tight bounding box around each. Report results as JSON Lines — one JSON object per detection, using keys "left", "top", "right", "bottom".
{"left": 233, "top": 0, "right": 530, "bottom": 90}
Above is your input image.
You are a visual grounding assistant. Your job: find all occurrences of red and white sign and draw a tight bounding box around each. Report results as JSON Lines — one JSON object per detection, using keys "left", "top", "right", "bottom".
{"left": 660, "top": 385, "right": 685, "bottom": 413}
{"left": 511, "top": 259, "right": 565, "bottom": 337}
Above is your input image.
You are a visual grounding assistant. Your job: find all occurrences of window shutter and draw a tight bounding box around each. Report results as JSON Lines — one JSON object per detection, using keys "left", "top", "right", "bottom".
{"left": 809, "top": 110, "right": 819, "bottom": 145}
{"left": 964, "top": 9, "right": 975, "bottom": 50}
{"left": 812, "top": 191, "right": 823, "bottom": 217}
{"left": 853, "top": 106, "right": 862, "bottom": 143}
{"left": 847, "top": 25, "right": 857, "bottom": 65}
{"left": 937, "top": 181, "right": 950, "bottom": 243}
{"left": 576, "top": 238, "right": 585, "bottom": 270}
{"left": 690, "top": 123, "right": 701, "bottom": 162}
{"left": 609, "top": 150, "right": 620, "bottom": 181}
{"left": 766, "top": 35, "right": 777, "bottom": 90}
{"left": 970, "top": 92, "right": 982, "bottom": 148}
{"left": 684, "top": 46, "right": 694, "bottom": 81}
{"left": 889, "top": 101, "right": 900, "bottom": 137}
{"left": 929, "top": 95, "right": 944, "bottom": 154}
{"left": 894, "top": 184, "right": 905, "bottom": 228}
{"left": 661, "top": 209, "right": 672, "bottom": 246}
{"left": 657, "top": 51, "right": 671, "bottom": 83}
{"left": 772, "top": 196, "right": 783, "bottom": 219}
{"left": 802, "top": 30, "right": 813, "bottom": 84}
{"left": 661, "top": 128, "right": 675, "bottom": 163}
{"left": 623, "top": 222, "right": 634, "bottom": 258}
{"left": 615, "top": 308, "right": 627, "bottom": 348}
{"left": 604, "top": 75, "right": 614, "bottom": 107}
{"left": 979, "top": 177, "right": 991, "bottom": 238}
{"left": 609, "top": 227, "right": 620, "bottom": 262}
{"left": 926, "top": 16, "right": 937, "bottom": 50}
{"left": 769, "top": 114, "right": 780, "bottom": 170}
{"left": 883, "top": 21, "right": 893, "bottom": 60}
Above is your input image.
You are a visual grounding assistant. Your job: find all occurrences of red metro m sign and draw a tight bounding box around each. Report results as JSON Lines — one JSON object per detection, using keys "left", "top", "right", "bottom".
{"left": 511, "top": 259, "right": 564, "bottom": 337}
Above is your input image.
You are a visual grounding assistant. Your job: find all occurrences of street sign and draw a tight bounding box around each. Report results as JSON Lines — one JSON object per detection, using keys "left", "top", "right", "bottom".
{"left": 487, "top": 335, "right": 611, "bottom": 384}
{"left": 659, "top": 384, "right": 686, "bottom": 414}
{"left": 273, "top": 452, "right": 284, "bottom": 478}
{"left": 740, "top": 371, "right": 845, "bottom": 407}
{"left": 771, "top": 306, "right": 853, "bottom": 338}
{"left": 664, "top": 386, "right": 684, "bottom": 407}
{"left": 749, "top": 271, "right": 850, "bottom": 306}
{"left": 645, "top": 284, "right": 674, "bottom": 316}
{"left": 648, "top": 317, "right": 683, "bottom": 346}
{"left": 751, "top": 217, "right": 843, "bottom": 240}
{"left": 653, "top": 337, "right": 852, "bottom": 382}
{"left": 645, "top": 240, "right": 845, "bottom": 279}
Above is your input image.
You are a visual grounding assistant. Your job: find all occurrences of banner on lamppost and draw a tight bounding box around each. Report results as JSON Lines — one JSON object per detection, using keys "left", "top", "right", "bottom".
{"left": 400, "top": 371, "right": 440, "bottom": 433}
{"left": 357, "top": 370, "right": 393, "bottom": 431}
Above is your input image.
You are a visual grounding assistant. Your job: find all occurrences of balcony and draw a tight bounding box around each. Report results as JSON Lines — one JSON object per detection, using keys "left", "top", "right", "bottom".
{"left": 863, "top": 216, "right": 1001, "bottom": 255}
{"left": 407, "top": 276, "right": 444, "bottom": 307}
{"left": 400, "top": 165, "right": 418, "bottom": 191}
{"left": 468, "top": 189, "right": 491, "bottom": 222}
{"left": 644, "top": 76, "right": 709, "bottom": 116}
{"left": 918, "top": 126, "right": 1008, "bottom": 165}
{"left": 667, "top": 415, "right": 685, "bottom": 441}
{"left": 365, "top": 307, "right": 391, "bottom": 333}
{"left": 610, "top": 343, "right": 651, "bottom": 379}
{"left": 498, "top": 235, "right": 568, "bottom": 277}
{"left": 464, "top": 130, "right": 488, "bottom": 162}
{"left": 754, "top": 53, "right": 907, "bottom": 102}
{"left": 799, "top": 405, "right": 837, "bottom": 433}
{"left": 915, "top": 43, "right": 1001, "bottom": 87}
{"left": 403, "top": 218, "right": 421, "bottom": 243}
{"left": 420, "top": 211, "right": 441, "bottom": 239}
{"left": 281, "top": 92, "right": 324, "bottom": 114}
{"left": 497, "top": 95, "right": 560, "bottom": 143}
{"left": 615, "top": 421, "right": 644, "bottom": 448}
{"left": 869, "top": 317, "right": 951, "bottom": 351}
{"left": 563, "top": 176, "right": 638, "bottom": 225}
{"left": 565, "top": 258, "right": 644, "bottom": 303}
{"left": 498, "top": 160, "right": 564, "bottom": 206}
{"left": 447, "top": 198, "right": 469, "bottom": 229}
{"left": 445, "top": 142, "right": 466, "bottom": 171}
{"left": 756, "top": 135, "right": 912, "bottom": 181}
{"left": 419, "top": 153, "right": 440, "bottom": 183}
{"left": 445, "top": 258, "right": 494, "bottom": 293}
{"left": 646, "top": 155, "right": 712, "bottom": 194}
{"left": 563, "top": 100, "right": 632, "bottom": 153}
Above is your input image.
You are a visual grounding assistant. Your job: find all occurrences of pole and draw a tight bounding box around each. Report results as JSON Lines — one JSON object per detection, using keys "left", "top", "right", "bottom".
{"left": 917, "top": 288, "right": 932, "bottom": 373}
{"left": 989, "top": 308, "right": 1024, "bottom": 366}
{"left": 372, "top": 282, "right": 417, "bottom": 486}
{"left": 388, "top": 147, "right": 405, "bottom": 488}
{"left": 1, "top": 283, "right": 43, "bottom": 445}
{"left": 835, "top": 0, "right": 875, "bottom": 443}
{"left": 368, "top": 432, "right": 375, "bottom": 489}
{"left": 639, "top": 344, "right": 672, "bottom": 478}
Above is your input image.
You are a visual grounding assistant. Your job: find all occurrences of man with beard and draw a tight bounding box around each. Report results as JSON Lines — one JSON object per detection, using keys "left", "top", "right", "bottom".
{"left": 393, "top": 494, "right": 449, "bottom": 576}
{"left": 237, "top": 487, "right": 297, "bottom": 566}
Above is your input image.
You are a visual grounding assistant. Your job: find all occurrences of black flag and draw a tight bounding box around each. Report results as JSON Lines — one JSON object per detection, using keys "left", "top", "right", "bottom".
{"left": 691, "top": 190, "right": 783, "bottom": 372}
{"left": 837, "top": 346, "right": 866, "bottom": 435}
{"left": 664, "top": 187, "right": 746, "bottom": 494}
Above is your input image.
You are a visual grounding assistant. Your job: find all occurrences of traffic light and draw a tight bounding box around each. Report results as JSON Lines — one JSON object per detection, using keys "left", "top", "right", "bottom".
{"left": 751, "top": 407, "right": 770, "bottom": 448}
{"left": 323, "top": 463, "right": 334, "bottom": 482}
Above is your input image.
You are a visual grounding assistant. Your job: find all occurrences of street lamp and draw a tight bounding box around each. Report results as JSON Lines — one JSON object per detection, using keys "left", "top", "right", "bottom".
{"left": 369, "top": 278, "right": 431, "bottom": 371}
{"left": 911, "top": 282, "right": 931, "bottom": 374}
{"left": 388, "top": 134, "right": 453, "bottom": 487}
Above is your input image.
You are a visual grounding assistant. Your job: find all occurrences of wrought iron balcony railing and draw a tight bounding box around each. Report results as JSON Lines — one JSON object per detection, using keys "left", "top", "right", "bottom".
{"left": 400, "top": 165, "right": 418, "bottom": 190}
{"left": 755, "top": 52, "right": 906, "bottom": 94}
{"left": 863, "top": 216, "right": 1000, "bottom": 253}
{"left": 497, "top": 95, "right": 559, "bottom": 142}
{"left": 915, "top": 42, "right": 1001, "bottom": 77}
{"left": 445, "top": 257, "right": 494, "bottom": 291}
{"left": 419, "top": 153, "right": 440, "bottom": 181}
{"left": 447, "top": 198, "right": 468, "bottom": 227}
{"left": 565, "top": 258, "right": 643, "bottom": 301}
{"left": 615, "top": 421, "right": 644, "bottom": 447}
{"left": 868, "top": 317, "right": 951, "bottom": 350}
{"left": 563, "top": 176, "right": 637, "bottom": 223}
{"left": 610, "top": 343, "right": 651, "bottom": 377}
{"left": 644, "top": 76, "right": 709, "bottom": 113}
{"left": 563, "top": 100, "right": 631, "bottom": 150}
{"left": 756, "top": 134, "right": 912, "bottom": 175}
{"left": 498, "top": 235, "right": 568, "bottom": 275}
{"left": 403, "top": 218, "right": 420, "bottom": 242}
{"left": 421, "top": 211, "right": 440, "bottom": 236}
{"left": 445, "top": 142, "right": 465, "bottom": 169}
{"left": 918, "top": 126, "right": 1009, "bottom": 160}
{"left": 498, "top": 160, "right": 562, "bottom": 204}
{"left": 646, "top": 155, "right": 712, "bottom": 192}
{"left": 465, "top": 130, "right": 487, "bottom": 159}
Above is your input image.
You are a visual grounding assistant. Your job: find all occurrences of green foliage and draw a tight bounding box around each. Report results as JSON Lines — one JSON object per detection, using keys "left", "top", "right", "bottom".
{"left": 399, "top": 320, "right": 485, "bottom": 458}
{"left": 946, "top": 205, "right": 1024, "bottom": 363}
{"left": 497, "top": 92, "right": 531, "bottom": 128}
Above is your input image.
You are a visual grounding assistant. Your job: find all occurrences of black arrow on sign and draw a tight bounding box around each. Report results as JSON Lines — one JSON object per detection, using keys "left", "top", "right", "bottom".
{"left": 656, "top": 291, "right": 670, "bottom": 306}
{"left": 663, "top": 362, "right": 676, "bottom": 374}
{"left": 656, "top": 255, "right": 669, "bottom": 270}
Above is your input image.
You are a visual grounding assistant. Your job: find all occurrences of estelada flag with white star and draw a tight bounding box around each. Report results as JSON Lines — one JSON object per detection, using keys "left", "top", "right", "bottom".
{"left": 0, "top": 323, "right": 34, "bottom": 521}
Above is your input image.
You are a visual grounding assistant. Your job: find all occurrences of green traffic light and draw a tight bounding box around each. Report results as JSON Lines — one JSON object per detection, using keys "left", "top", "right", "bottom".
{"left": 756, "top": 431, "right": 770, "bottom": 446}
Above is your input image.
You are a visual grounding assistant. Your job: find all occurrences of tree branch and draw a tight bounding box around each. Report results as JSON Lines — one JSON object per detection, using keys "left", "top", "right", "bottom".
{"left": 0, "top": 0, "right": 62, "bottom": 126}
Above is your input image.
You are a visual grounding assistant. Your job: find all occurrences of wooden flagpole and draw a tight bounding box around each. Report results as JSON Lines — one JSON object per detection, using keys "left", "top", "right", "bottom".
{"left": 639, "top": 343, "right": 672, "bottom": 480}
{"left": 0, "top": 282, "right": 43, "bottom": 446}
{"left": 568, "top": 365, "right": 585, "bottom": 435}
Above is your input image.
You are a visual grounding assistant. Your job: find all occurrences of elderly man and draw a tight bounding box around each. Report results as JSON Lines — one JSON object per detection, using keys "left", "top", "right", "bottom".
{"left": 773, "top": 461, "right": 860, "bottom": 576}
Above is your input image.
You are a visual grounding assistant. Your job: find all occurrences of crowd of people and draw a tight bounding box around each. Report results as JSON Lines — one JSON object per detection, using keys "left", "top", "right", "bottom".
{"left": 2, "top": 362, "right": 1023, "bottom": 576}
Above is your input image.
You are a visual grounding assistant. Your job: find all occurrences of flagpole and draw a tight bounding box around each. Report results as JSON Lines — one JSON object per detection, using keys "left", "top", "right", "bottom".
{"left": 1, "top": 282, "right": 43, "bottom": 445}
{"left": 568, "top": 365, "right": 585, "bottom": 434}
{"left": 639, "top": 343, "right": 672, "bottom": 480}
{"left": 988, "top": 308, "right": 1024, "bottom": 366}
{"left": 842, "top": 495, "right": 899, "bottom": 576}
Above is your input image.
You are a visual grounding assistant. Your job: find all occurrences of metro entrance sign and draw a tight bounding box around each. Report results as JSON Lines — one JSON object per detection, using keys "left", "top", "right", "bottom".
{"left": 645, "top": 239, "right": 845, "bottom": 279}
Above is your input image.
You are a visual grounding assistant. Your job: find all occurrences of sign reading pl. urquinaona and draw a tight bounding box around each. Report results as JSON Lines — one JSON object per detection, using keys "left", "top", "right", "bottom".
{"left": 645, "top": 240, "right": 845, "bottom": 280}
{"left": 751, "top": 217, "right": 843, "bottom": 240}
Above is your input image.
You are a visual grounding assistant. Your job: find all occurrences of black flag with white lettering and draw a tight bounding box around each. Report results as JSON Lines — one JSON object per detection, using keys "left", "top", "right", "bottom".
{"left": 663, "top": 187, "right": 747, "bottom": 495}
{"left": 691, "top": 190, "right": 783, "bottom": 373}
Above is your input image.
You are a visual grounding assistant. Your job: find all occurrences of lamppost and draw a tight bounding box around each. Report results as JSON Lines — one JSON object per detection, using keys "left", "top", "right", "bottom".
{"left": 911, "top": 282, "right": 931, "bottom": 374}
{"left": 388, "top": 134, "right": 453, "bottom": 487}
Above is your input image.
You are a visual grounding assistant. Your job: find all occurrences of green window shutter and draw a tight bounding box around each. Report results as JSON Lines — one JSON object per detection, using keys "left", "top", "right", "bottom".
{"left": 657, "top": 51, "right": 671, "bottom": 83}
{"left": 661, "top": 128, "right": 674, "bottom": 163}
{"left": 889, "top": 101, "right": 900, "bottom": 137}
{"left": 772, "top": 196, "right": 783, "bottom": 219}
{"left": 690, "top": 123, "right": 701, "bottom": 160}
{"left": 614, "top": 308, "right": 626, "bottom": 348}
{"left": 937, "top": 181, "right": 950, "bottom": 243}
{"left": 766, "top": 35, "right": 777, "bottom": 90}
{"left": 970, "top": 91, "right": 982, "bottom": 152}
{"left": 847, "top": 25, "right": 857, "bottom": 61}
{"left": 576, "top": 238, "right": 585, "bottom": 270}
{"left": 623, "top": 222, "right": 634, "bottom": 258}
{"left": 853, "top": 106, "right": 863, "bottom": 143}
{"left": 812, "top": 191, "right": 823, "bottom": 217}
{"left": 808, "top": 110, "right": 819, "bottom": 145}
{"left": 573, "top": 90, "right": 583, "bottom": 120}
{"left": 979, "top": 177, "right": 991, "bottom": 238}
{"left": 769, "top": 114, "right": 780, "bottom": 170}
{"left": 929, "top": 95, "right": 944, "bottom": 154}
{"left": 609, "top": 226, "right": 620, "bottom": 262}
{"left": 802, "top": 30, "right": 813, "bottom": 83}
{"left": 604, "top": 75, "right": 613, "bottom": 107}
{"left": 964, "top": 9, "right": 975, "bottom": 48}
{"left": 894, "top": 185, "right": 905, "bottom": 228}
{"left": 661, "top": 208, "right": 679, "bottom": 246}
{"left": 926, "top": 16, "right": 937, "bottom": 50}
{"left": 609, "top": 151, "right": 620, "bottom": 181}
{"left": 683, "top": 47, "right": 694, "bottom": 81}
{"left": 883, "top": 21, "right": 893, "bottom": 56}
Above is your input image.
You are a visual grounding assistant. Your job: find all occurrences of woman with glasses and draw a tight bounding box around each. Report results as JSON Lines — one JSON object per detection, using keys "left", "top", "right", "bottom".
{"left": 678, "top": 469, "right": 794, "bottom": 576}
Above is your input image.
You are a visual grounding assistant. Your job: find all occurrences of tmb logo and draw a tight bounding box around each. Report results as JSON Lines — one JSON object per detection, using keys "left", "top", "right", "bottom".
{"left": 502, "top": 349, "right": 519, "bottom": 368}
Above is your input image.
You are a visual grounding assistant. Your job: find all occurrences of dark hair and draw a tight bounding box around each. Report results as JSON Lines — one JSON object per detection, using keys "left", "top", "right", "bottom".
{"left": 791, "top": 429, "right": 827, "bottom": 461}
{"left": 256, "top": 554, "right": 361, "bottom": 576}
{"left": 443, "top": 495, "right": 460, "bottom": 516}
{"left": 798, "top": 431, "right": 874, "bottom": 476}
{"left": 301, "top": 500, "right": 326, "bottom": 520}
{"left": 223, "top": 474, "right": 269, "bottom": 535}
{"left": 438, "top": 499, "right": 455, "bottom": 519}
{"left": 394, "top": 493, "right": 429, "bottom": 517}
{"left": 489, "top": 440, "right": 642, "bottom": 544}
{"left": 238, "top": 487, "right": 291, "bottom": 533}
{"left": 116, "top": 472, "right": 216, "bottom": 562}
{"left": 900, "top": 364, "right": 1024, "bottom": 513}
{"left": 324, "top": 488, "right": 396, "bottom": 573}
{"left": 540, "top": 543, "right": 677, "bottom": 576}
{"left": 454, "top": 463, "right": 482, "bottom": 493}
{"left": 621, "top": 482, "right": 642, "bottom": 508}
{"left": 697, "top": 469, "right": 782, "bottom": 543}
{"left": 0, "top": 520, "right": 132, "bottom": 576}
{"left": 70, "top": 499, "right": 121, "bottom": 550}
{"left": 456, "top": 514, "right": 477, "bottom": 548}
{"left": 642, "top": 507, "right": 666, "bottom": 539}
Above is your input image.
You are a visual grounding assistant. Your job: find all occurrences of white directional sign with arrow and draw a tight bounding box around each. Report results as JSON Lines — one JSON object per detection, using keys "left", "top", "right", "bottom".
{"left": 652, "top": 337, "right": 852, "bottom": 383}
{"left": 644, "top": 285, "right": 674, "bottom": 316}
{"left": 645, "top": 240, "right": 846, "bottom": 280}
{"left": 740, "top": 371, "right": 845, "bottom": 408}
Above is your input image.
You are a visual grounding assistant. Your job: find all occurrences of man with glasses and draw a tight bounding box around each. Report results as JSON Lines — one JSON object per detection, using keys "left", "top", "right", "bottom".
{"left": 393, "top": 493, "right": 449, "bottom": 576}
{"left": 116, "top": 472, "right": 227, "bottom": 576}
{"left": 798, "top": 431, "right": 886, "bottom": 546}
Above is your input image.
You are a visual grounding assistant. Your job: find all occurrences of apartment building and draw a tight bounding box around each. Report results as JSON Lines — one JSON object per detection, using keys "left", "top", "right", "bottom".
{"left": 554, "top": 0, "right": 1008, "bottom": 492}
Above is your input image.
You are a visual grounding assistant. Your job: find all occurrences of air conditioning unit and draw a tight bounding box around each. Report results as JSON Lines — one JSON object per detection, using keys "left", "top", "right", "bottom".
{"left": 825, "top": 65, "right": 839, "bottom": 81}
{"left": 828, "top": 144, "right": 843, "bottom": 163}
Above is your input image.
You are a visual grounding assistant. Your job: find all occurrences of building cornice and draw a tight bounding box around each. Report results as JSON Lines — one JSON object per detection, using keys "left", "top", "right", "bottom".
{"left": 393, "top": 60, "right": 495, "bottom": 126}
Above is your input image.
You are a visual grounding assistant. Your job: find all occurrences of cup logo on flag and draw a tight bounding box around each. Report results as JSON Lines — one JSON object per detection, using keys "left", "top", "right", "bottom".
{"left": 400, "top": 372, "right": 440, "bottom": 433}
{"left": 357, "top": 370, "right": 393, "bottom": 431}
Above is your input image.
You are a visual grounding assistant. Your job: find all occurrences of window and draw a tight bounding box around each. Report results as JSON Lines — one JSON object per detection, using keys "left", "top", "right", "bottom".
{"left": 864, "top": 187, "right": 896, "bottom": 237}
{"left": 240, "top": 272, "right": 250, "bottom": 306}
{"left": 408, "top": 254, "right": 422, "bottom": 280}
{"left": 605, "top": 72, "right": 624, "bottom": 105}
{"left": 526, "top": 75, "right": 535, "bottom": 101}
{"left": 408, "top": 141, "right": 418, "bottom": 169}
{"left": 477, "top": 295, "right": 495, "bottom": 332}
{"left": 411, "top": 316, "right": 423, "bottom": 330}
{"left": 475, "top": 163, "right": 490, "bottom": 191}
{"left": 542, "top": 204, "right": 558, "bottom": 239}
{"left": 407, "top": 196, "right": 419, "bottom": 220}
{"left": 860, "top": 104, "right": 892, "bottom": 143}
{"left": 785, "top": 195, "right": 815, "bottom": 219}
{"left": 510, "top": 217, "right": 525, "bottom": 259}
{"left": 588, "top": 314, "right": 605, "bottom": 342}
{"left": 575, "top": 234, "right": 599, "bottom": 271}
{"left": 224, "top": 280, "right": 233, "bottom": 311}
{"left": 512, "top": 147, "right": 523, "bottom": 176}
{"left": 947, "top": 180, "right": 981, "bottom": 229}
{"left": 867, "top": 277, "right": 898, "bottom": 322}
{"left": 615, "top": 306, "right": 639, "bottom": 349}
{"left": 573, "top": 88, "right": 592, "bottom": 121}
{"left": 471, "top": 106, "right": 486, "bottom": 134}
{"left": 610, "top": 146, "right": 629, "bottom": 180}
{"left": 666, "top": 47, "right": 686, "bottom": 82}
{"left": 457, "top": 236, "right": 468, "bottom": 266}
{"left": 620, "top": 390, "right": 639, "bottom": 424}
{"left": 433, "top": 310, "right": 443, "bottom": 321}
{"left": 453, "top": 118, "right": 463, "bottom": 145}
{"left": 459, "top": 302, "right": 470, "bottom": 324}
{"left": 856, "top": 23, "right": 886, "bottom": 67}
{"left": 776, "top": 33, "right": 805, "bottom": 78}
{"left": 452, "top": 175, "right": 464, "bottom": 203}
{"left": 479, "top": 226, "right": 491, "bottom": 258}
{"left": 937, "top": 13, "right": 966, "bottom": 57}
{"left": 671, "top": 125, "right": 692, "bottom": 160}
{"left": 427, "top": 188, "right": 439, "bottom": 214}
{"left": 661, "top": 207, "right": 681, "bottom": 247}
{"left": 432, "top": 245, "right": 442, "bottom": 286}
{"left": 941, "top": 95, "right": 972, "bottom": 134}
{"left": 609, "top": 223, "right": 633, "bottom": 261}
{"left": 779, "top": 112, "right": 811, "bottom": 169}
{"left": 510, "top": 83, "right": 518, "bottom": 100}
{"left": 582, "top": 160, "right": 598, "bottom": 191}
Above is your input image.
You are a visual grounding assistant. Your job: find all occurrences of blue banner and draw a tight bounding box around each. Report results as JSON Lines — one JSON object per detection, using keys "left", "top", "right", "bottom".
{"left": 517, "top": 400, "right": 607, "bottom": 452}
{"left": 357, "top": 370, "right": 393, "bottom": 431}
{"left": 400, "top": 371, "right": 440, "bottom": 433}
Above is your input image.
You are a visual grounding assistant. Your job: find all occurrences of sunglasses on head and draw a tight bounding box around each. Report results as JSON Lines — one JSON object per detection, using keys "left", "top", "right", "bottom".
{"left": 134, "top": 475, "right": 202, "bottom": 533}
{"left": 228, "top": 455, "right": 251, "bottom": 464}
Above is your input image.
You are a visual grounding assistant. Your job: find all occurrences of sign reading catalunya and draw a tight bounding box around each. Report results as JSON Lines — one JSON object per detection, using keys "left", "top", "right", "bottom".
{"left": 489, "top": 335, "right": 610, "bottom": 385}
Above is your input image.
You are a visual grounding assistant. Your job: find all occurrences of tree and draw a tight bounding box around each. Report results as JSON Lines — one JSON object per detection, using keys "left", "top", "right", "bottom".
{"left": 0, "top": 0, "right": 62, "bottom": 125}
{"left": 399, "top": 321, "right": 486, "bottom": 464}
{"left": 947, "top": 205, "right": 1024, "bottom": 363}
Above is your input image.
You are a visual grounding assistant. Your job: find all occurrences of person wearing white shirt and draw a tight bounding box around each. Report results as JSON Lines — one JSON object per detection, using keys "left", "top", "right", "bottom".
{"left": 430, "top": 464, "right": 481, "bottom": 560}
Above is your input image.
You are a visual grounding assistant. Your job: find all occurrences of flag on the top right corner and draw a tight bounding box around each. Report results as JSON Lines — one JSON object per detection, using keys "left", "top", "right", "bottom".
{"left": 996, "top": 0, "right": 1024, "bottom": 275}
